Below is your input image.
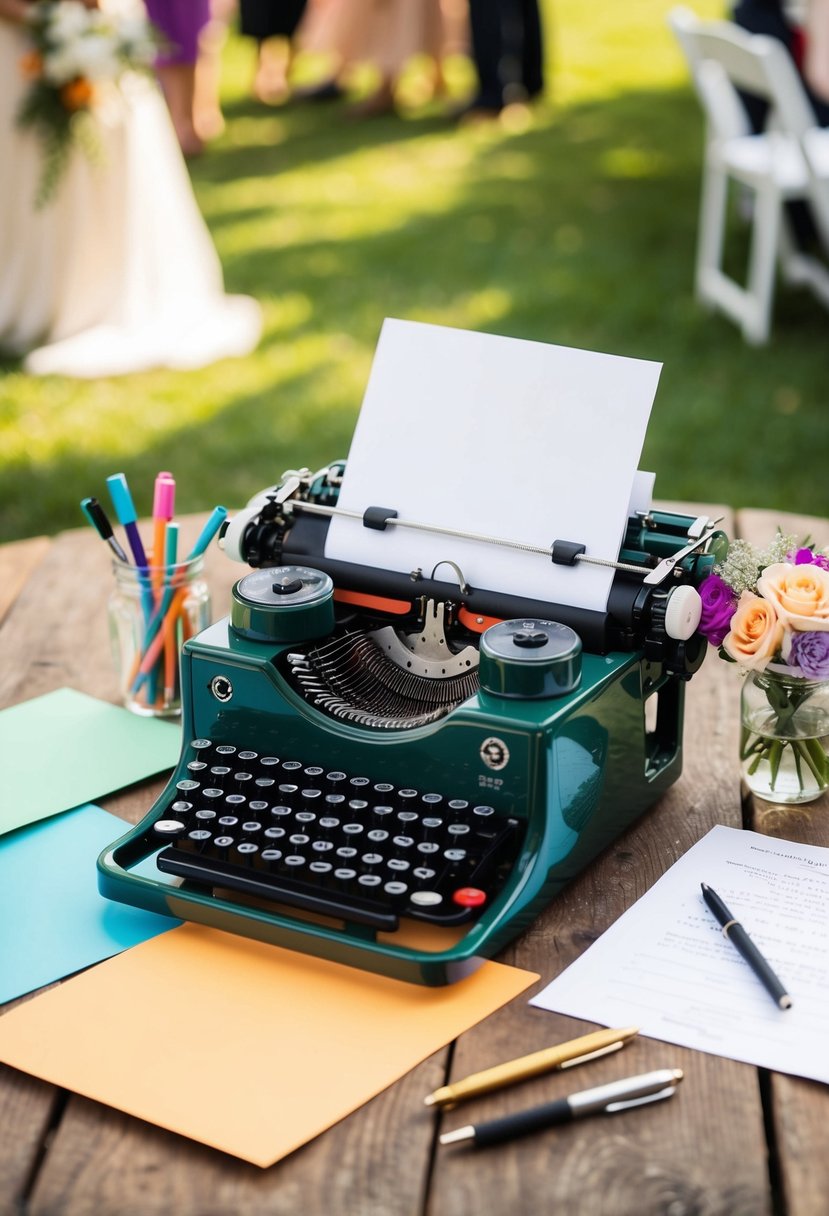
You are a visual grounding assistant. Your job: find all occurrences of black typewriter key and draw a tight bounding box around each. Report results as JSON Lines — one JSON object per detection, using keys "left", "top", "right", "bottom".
{"left": 213, "top": 835, "right": 235, "bottom": 856}
{"left": 232, "top": 772, "right": 254, "bottom": 793}
{"left": 417, "top": 841, "right": 440, "bottom": 856}
{"left": 422, "top": 816, "right": 443, "bottom": 832}
{"left": 259, "top": 756, "right": 280, "bottom": 773}
{"left": 342, "top": 823, "right": 364, "bottom": 837}
{"left": 281, "top": 761, "right": 303, "bottom": 775}
{"left": 235, "top": 841, "right": 259, "bottom": 859}
{"left": 254, "top": 777, "right": 276, "bottom": 795}
{"left": 367, "top": 828, "right": 388, "bottom": 843}
{"left": 295, "top": 810, "right": 317, "bottom": 825}
{"left": 190, "top": 738, "right": 213, "bottom": 753}
{"left": 309, "top": 860, "right": 333, "bottom": 875}
{"left": 361, "top": 852, "right": 384, "bottom": 867}
{"left": 311, "top": 839, "right": 334, "bottom": 853}
{"left": 349, "top": 777, "right": 370, "bottom": 793}
{"left": 194, "top": 809, "right": 217, "bottom": 825}
{"left": 387, "top": 858, "right": 410, "bottom": 873}
{"left": 336, "top": 846, "right": 357, "bottom": 860}
{"left": 326, "top": 771, "right": 347, "bottom": 790}
{"left": 201, "top": 788, "right": 224, "bottom": 804}
{"left": 225, "top": 793, "right": 247, "bottom": 811}
{"left": 447, "top": 823, "right": 471, "bottom": 837}
{"left": 300, "top": 789, "right": 322, "bottom": 807}
{"left": 393, "top": 835, "right": 415, "bottom": 851}
{"left": 186, "top": 828, "right": 212, "bottom": 848}
{"left": 413, "top": 866, "right": 437, "bottom": 882}
{"left": 241, "top": 821, "right": 263, "bottom": 838}
{"left": 384, "top": 880, "right": 408, "bottom": 900}
{"left": 215, "top": 745, "right": 237, "bottom": 758}
{"left": 218, "top": 815, "right": 239, "bottom": 829}
{"left": 319, "top": 816, "right": 341, "bottom": 831}
{"left": 278, "top": 783, "right": 299, "bottom": 803}
{"left": 209, "top": 766, "right": 232, "bottom": 787}
{"left": 334, "top": 867, "right": 357, "bottom": 882}
{"left": 238, "top": 750, "right": 258, "bottom": 764}
{"left": 444, "top": 848, "right": 467, "bottom": 863}
{"left": 348, "top": 799, "right": 369, "bottom": 816}
{"left": 288, "top": 833, "right": 310, "bottom": 848}
{"left": 284, "top": 855, "right": 306, "bottom": 869}
{"left": 264, "top": 826, "right": 286, "bottom": 840}
{"left": 153, "top": 819, "right": 187, "bottom": 837}
{"left": 270, "top": 805, "right": 292, "bottom": 820}
{"left": 187, "top": 761, "right": 208, "bottom": 778}
{"left": 171, "top": 800, "right": 193, "bottom": 815}
{"left": 303, "top": 766, "right": 324, "bottom": 781}
{"left": 421, "top": 793, "right": 443, "bottom": 809}
{"left": 325, "top": 793, "right": 345, "bottom": 810}
{"left": 358, "top": 874, "right": 382, "bottom": 890}
{"left": 473, "top": 804, "right": 495, "bottom": 819}
{"left": 371, "top": 805, "right": 394, "bottom": 827}
{"left": 176, "top": 779, "right": 201, "bottom": 796}
{"left": 373, "top": 782, "right": 394, "bottom": 797}
{"left": 448, "top": 799, "right": 469, "bottom": 813}
{"left": 398, "top": 789, "right": 418, "bottom": 807}
{"left": 261, "top": 848, "right": 283, "bottom": 865}
{"left": 248, "top": 800, "right": 269, "bottom": 815}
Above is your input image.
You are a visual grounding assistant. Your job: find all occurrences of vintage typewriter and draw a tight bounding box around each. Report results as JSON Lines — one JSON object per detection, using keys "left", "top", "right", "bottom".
{"left": 98, "top": 324, "right": 726, "bottom": 984}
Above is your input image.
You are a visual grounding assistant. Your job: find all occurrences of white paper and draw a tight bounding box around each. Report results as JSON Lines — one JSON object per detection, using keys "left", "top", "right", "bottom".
{"left": 326, "top": 320, "right": 661, "bottom": 613}
{"left": 530, "top": 826, "right": 829, "bottom": 1084}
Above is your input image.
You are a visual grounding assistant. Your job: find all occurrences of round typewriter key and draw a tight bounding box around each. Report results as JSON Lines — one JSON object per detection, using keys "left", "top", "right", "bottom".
{"left": 270, "top": 805, "right": 292, "bottom": 819}
{"left": 176, "top": 779, "right": 200, "bottom": 794}
{"left": 187, "top": 761, "right": 208, "bottom": 777}
{"left": 361, "top": 852, "right": 384, "bottom": 867}
{"left": 422, "top": 817, "right": 443, "bottom": 831}
{"left": 304, "top": 766, "right": 324, "bottom": 779}
{"left": 334, "top": 868, "right": 357, "bottom": 882}
{"left": 214, "top": 835, "right": 235, "bottom": 851}
{"left": 236, "top": 842, "right": 259, "bottom": 856}
{"left": 367, "top": 829, "right": 389, "bottom": 843}
{"left": 447, "top": 823, "right": 471, "bottom": 837}
{"left": 171, "top": 800, "right": 193, "bottom": 814}
{"left": 225, "top": 794, "right": 247, "bottom": 808}
{"left": 238, "top": 750, "right": 258, "bottom": 763}
{"left": 421, "top": 793, "right": 443, "bottom": 808}
{"left": 399, "top": 789, "right": 418, "bottom": 805}
{"left": 448, "top": 799, "right": 469, "bottom": 812}
{"left": 278, "top": 783, "right": 299, "bottom": 800}
{"left": 393, "top": 836, "right": 414, "bottom": 850}
{"left": 336, "top": 846, "right": 357, "bottom": 859}
{"left": 248, "top": 800, "right": 269, "bottom": 814}
{"left": 348, "top": 799, "right": 369, "bottom": 814}
{"left": 281, "top": 761, "right": 302, "bottom": 774}
{"left": 372, "top": 805, "right": 394, "bottom": 820}
{"left": 242, "top": 821, "right": 263, "bottom": 836}
{"left": 301, "top": 789, "right": 322, "bottom": 805}
{"left": 319, "top": 816, "right": 341, "bottom": 831}
{"left": 284, "top": 855, "right": 306, "bottom": 868}
{"left": 473, "top": 805, "right": 495, "bottom": 818}
{"left": 417, "top": 842, "right": 439, "bottom": 855}
{"left": 373, "top": 782, "right": 394, "bottom": 796}
{"left": 295, "top": 810, "right": 317, "bottom": 824}
{"left": 384, "top": 881, "right": 408, "bottom": 897}
{"left": 444, "top": 848, "right": 467, "bottom": 862}
{"left": 215, "top": 745, "right": 237, "bottom": 757}
{"left": 264, "top": 826, "right": 286, "bottom": 840}
{"left": 358, "top": 874, "right": 382, "bottom": 889}
{"left": 342, "top": 823, "right": 364, "bottom": 836}
{"left": 260, "top": 756, "right": 280, "bottom": 771}
{"left": 201, "top": 788, "right": 224, "bottom": 803}
{"left": 188, "top": 829, "right": 212, "bottom": 842}
{"left": 209, "top": 766, "right": 232, "bottom": 785}
{"left": 325, "top": 793, "right": 346, "bottom": 810}
{"left": 191, "top": 738, "right": 212, "bottom": 752}
{"left": 309, "top": 861, "right": 333, "bottom": 875}
{"left": 453, "top": 887, "right": 486, "bottom": 908}
{"left": 218, "top": 815, "right": 239, "bottom": 829}
{"left": 289, "top": 833, "right": 310, "bottom": 847}
{"left": 388, "top": 859, "right": 410, "bottom": 873}
{"left": 413, "top": 867, "right": 437, "bottom": 881}
{"left": 397, "top": 811, "right": 418, "bottom": 825}
{"left": 154, "top": 819, "right": 186, "bottom": 836}
{"left": 195, "top": 809, "right": 217, "bottom": 823}
{"left": 312, "top": 840, "right": 334, "bottom": 853}
{"left": 349, "top": 777, "right": 370, "bottom": 791}
{"left": 261, "top": 848, "right": 282, "bottom": 864}
{"left": 232, "top": 772, "right": 254, "bottom": 791}
{"left": 326, "top": 771, "right": 347, "bottom": 788}
{"left": 411, "top": 890, "right": 443, "bottom": 908}
{"left": 254, "top": 777, "right": 276, "bottom": 793}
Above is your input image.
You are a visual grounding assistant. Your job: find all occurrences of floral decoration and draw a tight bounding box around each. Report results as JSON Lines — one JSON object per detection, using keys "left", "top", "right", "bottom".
{"left": 16, "top": 1, "right": 157, "bottom": 207}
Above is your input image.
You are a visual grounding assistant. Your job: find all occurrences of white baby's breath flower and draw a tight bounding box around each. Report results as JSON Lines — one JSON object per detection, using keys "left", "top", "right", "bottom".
{"left": 45, "top": 1, "right": 94, "bottom": 44}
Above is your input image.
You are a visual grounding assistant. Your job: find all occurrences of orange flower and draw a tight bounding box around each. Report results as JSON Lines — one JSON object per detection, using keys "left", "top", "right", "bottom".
{"left": 722, "top": 591, "right": 784, "bottom": 671}
{"left": 60, "top": 77, "right": 95, "bottom": 112}
{"left": 19, "top": 50, "right": 43, "bottom": 79}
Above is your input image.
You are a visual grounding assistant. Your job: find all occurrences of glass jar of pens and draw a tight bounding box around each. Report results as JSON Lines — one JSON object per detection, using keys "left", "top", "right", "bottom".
{"left": 108, "top": 553, "right": 211, "bottom": 717}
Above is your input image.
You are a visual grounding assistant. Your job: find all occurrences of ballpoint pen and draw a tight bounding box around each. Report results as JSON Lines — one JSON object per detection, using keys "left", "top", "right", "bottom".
{"left": 424, "top": 1026, "right": 639, "bottom": 1109}
{"left": 79, "top": 497, "right": 129, "bottom": 564}
{"left": 700, "top": 883, "right": 793, "bottom": 1009}
{"left": 439, "top": 1068, "right": 684, "bottom": 1148}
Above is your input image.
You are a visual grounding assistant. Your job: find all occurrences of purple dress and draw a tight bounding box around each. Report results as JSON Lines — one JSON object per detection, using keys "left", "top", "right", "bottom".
{"left": 144, "top": 0, "right": 212, "bottom": 66}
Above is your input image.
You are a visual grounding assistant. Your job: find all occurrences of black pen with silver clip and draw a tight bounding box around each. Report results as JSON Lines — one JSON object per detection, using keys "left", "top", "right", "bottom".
{"left": 439, "top": 1068, "right": 684, "bottom": 1148}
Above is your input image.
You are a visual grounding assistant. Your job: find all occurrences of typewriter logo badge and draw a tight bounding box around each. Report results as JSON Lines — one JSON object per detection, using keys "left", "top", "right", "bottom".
{"left": 480, "top": 737, "right": 510, "bottom": 771}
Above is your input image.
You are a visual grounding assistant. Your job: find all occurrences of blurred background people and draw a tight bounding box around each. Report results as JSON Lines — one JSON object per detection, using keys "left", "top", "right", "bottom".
{"left": 144, "top": 0, "right": 212, "bottom": 154}
{"left": 463, "top": 0, "right": 544, "bottom": 118}
{"left": 298, "top": 0, "right": 469, "bottom": 117}
{"left": 239, "top": 0, "right": 308, "bottom": 103}
{"left": 0, "top": 0, "right": 261, "bottom": 377}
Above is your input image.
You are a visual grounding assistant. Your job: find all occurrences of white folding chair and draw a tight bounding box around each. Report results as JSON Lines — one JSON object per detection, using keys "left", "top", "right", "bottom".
{"left": 669, "top": 6, "right": 829, "bottom": 343}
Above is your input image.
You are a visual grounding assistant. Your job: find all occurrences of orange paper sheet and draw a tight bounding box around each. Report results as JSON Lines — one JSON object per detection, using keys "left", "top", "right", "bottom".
{"left": 0, "top": 924, "right": 538, "bottom": 1167}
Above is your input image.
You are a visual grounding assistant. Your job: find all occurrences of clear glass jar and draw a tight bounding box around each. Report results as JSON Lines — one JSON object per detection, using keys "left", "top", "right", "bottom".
{"left": 740, "top": 665, "right": 829, "bottom": 804}
{"left": 108, "top": 556, "right": 211, "bottom": 717}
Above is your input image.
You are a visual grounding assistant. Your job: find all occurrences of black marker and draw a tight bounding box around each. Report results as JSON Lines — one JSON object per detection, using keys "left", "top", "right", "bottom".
{"left": 80, "top": 497, "right": 129, "bottom": 563}
{"left": 701, "top": 882, "right": 792, "bottom": 1010}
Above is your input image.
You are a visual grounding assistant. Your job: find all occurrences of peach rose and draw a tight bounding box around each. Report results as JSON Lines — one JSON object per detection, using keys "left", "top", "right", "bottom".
{"left": 722, "top": 591, "right": 784, "bottom": 670}
{"left": 757, "top": 562, "right": 829, "bottom": 631}
{"left": 60, "top": 77, "right": 94, "bottom": 112}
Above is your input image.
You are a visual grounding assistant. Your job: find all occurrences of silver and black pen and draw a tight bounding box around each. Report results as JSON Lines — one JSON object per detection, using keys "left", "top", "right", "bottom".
{"left": 439, "top": 1068, "right": 684, "bottom": 1148}
{"left": 701, "top": 882, "right": 792, "bottom": 1010}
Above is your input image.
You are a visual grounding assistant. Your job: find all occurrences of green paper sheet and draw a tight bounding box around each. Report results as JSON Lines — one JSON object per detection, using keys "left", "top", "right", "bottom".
{"left": 0, "top": 688, "right": 181, "bottom": 837}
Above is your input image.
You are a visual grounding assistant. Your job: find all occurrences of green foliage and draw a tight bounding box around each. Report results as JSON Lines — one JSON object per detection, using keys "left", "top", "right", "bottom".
{"left": 1, "top": 0, "right": 827, "bottom": 541}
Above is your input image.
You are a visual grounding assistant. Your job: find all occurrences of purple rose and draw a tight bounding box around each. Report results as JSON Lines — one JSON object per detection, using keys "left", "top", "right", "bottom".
{"left": 788, "top": 547, "right": 829, "bottom": 571}
{"left": 698, "top": 573, "right": 738, "bottom": 646}
{"left": 788, "top": 631, "right": 829, "bottom": 679}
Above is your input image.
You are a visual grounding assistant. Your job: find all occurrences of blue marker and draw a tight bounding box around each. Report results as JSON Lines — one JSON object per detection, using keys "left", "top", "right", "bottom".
{"left": 106, "top": 473, "right": 148, "bottom": 568}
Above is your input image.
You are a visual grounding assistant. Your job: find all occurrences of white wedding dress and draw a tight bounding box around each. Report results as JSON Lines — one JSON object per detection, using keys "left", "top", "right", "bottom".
{"left": 0, "top": 12, "right": 261, "bottom": 378}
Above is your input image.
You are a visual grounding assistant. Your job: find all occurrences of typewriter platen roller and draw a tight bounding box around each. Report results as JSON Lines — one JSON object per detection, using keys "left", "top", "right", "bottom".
{"left": 98, "top": 461, "right": 726, "bottom": 985}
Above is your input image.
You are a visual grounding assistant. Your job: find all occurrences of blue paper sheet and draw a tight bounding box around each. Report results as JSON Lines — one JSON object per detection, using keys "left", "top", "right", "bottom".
{"left": 0, "top": 804, "right": 177, "bottom": 1005}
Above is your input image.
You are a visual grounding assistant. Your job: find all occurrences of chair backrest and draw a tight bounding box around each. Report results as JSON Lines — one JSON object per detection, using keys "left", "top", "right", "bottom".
{"left": 669, "top": 6, "right": 818, "bottom": 140}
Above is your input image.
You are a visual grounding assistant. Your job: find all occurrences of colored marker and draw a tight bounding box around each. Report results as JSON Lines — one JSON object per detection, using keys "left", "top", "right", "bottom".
{"left": 151, "top": 471, "right": 176, "bottom": 585}
{"left": 80, "top": 497, "right": 129, "bottom": 564}
{"left": 163, "top": 522, "right": 180, "bottom": 702}
{"left": 106, "top": 472, "right": 148, "bottom": 568}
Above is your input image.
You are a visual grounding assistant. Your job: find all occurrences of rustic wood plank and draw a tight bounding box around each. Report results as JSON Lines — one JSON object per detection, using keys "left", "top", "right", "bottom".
{"left": 429, "top": 509, "right": 773, "bottom": 1215}
{"left": 0, "top": 536, "right": 51, "bottom": 627}
{"left": 736, "top": 508, "right": 829, "bottom": 1216}
{"left": 0, "top": 1066, "right": 59, "bottom": 1216}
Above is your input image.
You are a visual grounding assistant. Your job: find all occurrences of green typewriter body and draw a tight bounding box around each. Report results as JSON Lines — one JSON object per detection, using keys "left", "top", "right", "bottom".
{"left": 98, "top": 463, "right": 724, "bottom": 985}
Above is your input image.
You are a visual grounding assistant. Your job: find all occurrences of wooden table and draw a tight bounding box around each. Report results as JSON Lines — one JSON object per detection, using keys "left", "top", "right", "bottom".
{"left": 1, "top": 506, "right": 827, "bottom": 1216}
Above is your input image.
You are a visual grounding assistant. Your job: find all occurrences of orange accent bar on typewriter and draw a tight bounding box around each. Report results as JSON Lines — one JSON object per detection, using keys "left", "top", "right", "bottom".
{"left": 457, "top": 607, "right": 503, "bottom": 634}
{"left": 333, "top": 589, "right": 412, "bottom": 615}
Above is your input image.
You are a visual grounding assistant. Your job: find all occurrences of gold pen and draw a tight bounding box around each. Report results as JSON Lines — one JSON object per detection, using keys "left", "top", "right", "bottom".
{"left": 424, "top": 1026, "right": 639, "bottom": 1109}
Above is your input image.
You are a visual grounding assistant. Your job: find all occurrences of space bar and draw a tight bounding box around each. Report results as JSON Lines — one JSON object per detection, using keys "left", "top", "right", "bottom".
{"left": 157, "top": 848, "right": 399, "bottom": 930}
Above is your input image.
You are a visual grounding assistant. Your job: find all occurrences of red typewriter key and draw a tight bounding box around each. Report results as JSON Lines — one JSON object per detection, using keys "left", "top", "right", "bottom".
{"left": 452, "top": 887, "right": 487, "bottom": 909}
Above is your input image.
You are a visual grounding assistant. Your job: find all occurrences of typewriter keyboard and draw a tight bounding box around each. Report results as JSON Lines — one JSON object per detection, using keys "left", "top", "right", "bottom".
{"left": 151, "top": 739, "right": 523, "bottom": 931}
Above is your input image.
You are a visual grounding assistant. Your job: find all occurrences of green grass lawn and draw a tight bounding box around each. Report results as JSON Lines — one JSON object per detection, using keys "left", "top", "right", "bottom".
{"left": 2, "top": 0, "right": 827, "bottom": 543}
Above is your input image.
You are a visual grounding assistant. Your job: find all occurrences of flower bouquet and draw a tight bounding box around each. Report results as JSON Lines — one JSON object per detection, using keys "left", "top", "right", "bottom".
{"left": 16, "top": 1, "right": 157, "bottom": 207}
{"left": 697, "top": 533, "right": 829, "bottom": 804}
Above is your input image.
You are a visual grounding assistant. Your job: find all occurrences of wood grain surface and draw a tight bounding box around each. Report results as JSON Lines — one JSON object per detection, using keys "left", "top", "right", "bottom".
{"left": 1, "top": 507, "right": 827, "bottom": 1216}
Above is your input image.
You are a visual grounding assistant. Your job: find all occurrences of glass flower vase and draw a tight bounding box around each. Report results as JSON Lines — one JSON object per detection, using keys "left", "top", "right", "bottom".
{"left": 740, "top": 666, "right": 829, "bottom": 804}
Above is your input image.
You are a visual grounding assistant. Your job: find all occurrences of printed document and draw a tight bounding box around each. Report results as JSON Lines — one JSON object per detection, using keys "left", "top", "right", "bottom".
{"left": 531, "top": 825, "right": 829, "bottom": 1084}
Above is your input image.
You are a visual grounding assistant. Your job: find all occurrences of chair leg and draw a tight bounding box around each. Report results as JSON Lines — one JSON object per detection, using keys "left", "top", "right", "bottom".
{"left": 742, "top": 184, "right": 781, "bottom": 344}
{"left": 695, "top": 161, "right": 729, "bottom": 308}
